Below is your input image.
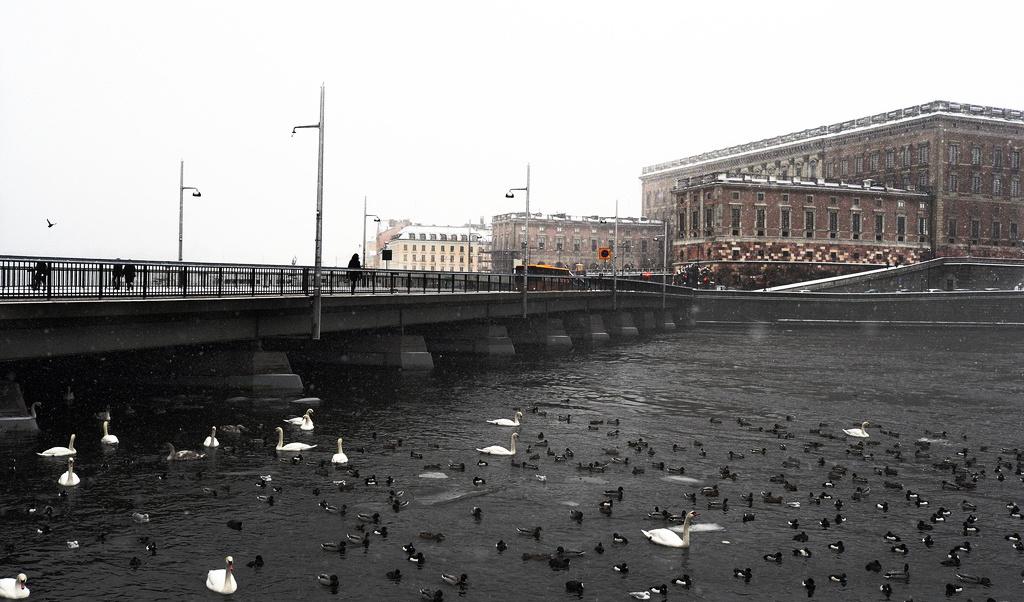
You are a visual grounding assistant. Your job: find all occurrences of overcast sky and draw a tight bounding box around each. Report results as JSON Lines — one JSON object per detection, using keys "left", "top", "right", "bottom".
{"left": 2, "top": 1, "right": 1021, "bottom": 265}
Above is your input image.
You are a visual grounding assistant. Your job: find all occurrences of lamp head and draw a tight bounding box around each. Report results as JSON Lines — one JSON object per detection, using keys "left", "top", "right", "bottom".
{"left": 373, "top": 217, "right": 381, "bottom": 222}
{"left": 505, "top": 192, "right": 515, "bottom": 199}
{"left": 192, "top": 190, "right": 202, "bottom": 198}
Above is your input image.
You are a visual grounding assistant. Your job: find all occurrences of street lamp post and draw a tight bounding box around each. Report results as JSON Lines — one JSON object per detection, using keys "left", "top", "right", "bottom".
{"left": 362, "top": 195, "right": 380, "bottom": 267}
{"left": 506, "top": 163, "right": 530, "bottom": 318}
{"left": 612, "top": 199, "right": 619, "bottom": 309}
{"left": 178, "top": 160, "right": 202, "bottom": 261}
{"left": 661, "top": 218, "right": 668, "bottom": 309}
{"left": 292, "top": 84, "right": 325, "bottom": 340}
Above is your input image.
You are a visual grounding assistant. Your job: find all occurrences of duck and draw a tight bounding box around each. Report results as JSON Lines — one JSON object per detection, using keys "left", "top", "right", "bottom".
{"left": 495, "top": 540, "right": 507, "bottom": 552}
{"left": 865, "top": 559, "right": 882, "bottom": 572}
{"left": 58, "top": 457, "right": 80, "bottom": 486}
{"left": 890, "top": 543, "right": 908, "bottom": 554}
{"left": 879, "top": 583, "right": 892, "bottom": 599}
{"left": 763, "top": 552, "right": 782, "bottom": 563}
{"left": 205, "top": 556, "right": 237, "bottom": 594}
{"left": 476, "top": 432, "right": 518, "bottom": 456}
{"left": 792, "top": 531, "right": 808, "bottom": 542}
{"left": 100, "top": 421, "right": 119, "bottom": 445}
{"left": 828, "top": 573, "right": 847, "bottom": 585}
{"left": 802, "top": 577, "right": 815, "bottom": 595}
{"left": 0, "top": 573, "right": 29, "bottom": 599}
{"left": 792, "top": 547, "right": 812, "bottom": 557}
{"left": 612, "top": 532, "right": 628, "bottom": 545}
{"left": 331, "top": 438, "right": 348, "bottom": 464}
{"left": 275, "top": 427, "right": 316, "bottom": 451}
{"left": 671, "top": 574, "right": 691, "bottom": 588}
{"left": 884, "top": 563, "right": 909, "bottom": 580}
{"left": 38, "top": 433, "right": 76, "bottom": 457}
{"left": 641, "top": 510, "right": 699, "bottom": 548}
{"left": 828, "top": 540, "right": 844, "bottom": 553}
{"left": 954, "top": 573, "right": 991, "bottom": 586}
{"left": 627, "top": 592, "right": 650, "bottom": 600}
{"left": 284, "top": 408, "right": 314, "bottom": 427}
{"left": 419, "top": 588, "right": 443, "bottom": 601}
{"left": 487, "top": 411, "right": 523, "bottom": 427}
{"left": 613, "top": 562, "right": 629, "bottom": 573}
{"left": 517, "top": 526, "right": 542, "bottom": 539}
{"left": 386, "top": 569, "right": 401, "bottom": 580}
{"left": 733, "top": 567, "right": 751, "bottom": 581}
{"left": 203, "top": 426, "right": 219, "bottom": 448}
{"left": 843, "top": 421, "right": 870, "bottom": 438}
{"left": 320, "top": 541, "right": 346, "bottom": 552}
{"left": 165, "top": 443, "right": 206, "bottom": 461}
{"left": 317, "top": 573, "right": 338, "bottom": 587}
{"left": 565, "top": 580, "right": 584, "bottom": 594}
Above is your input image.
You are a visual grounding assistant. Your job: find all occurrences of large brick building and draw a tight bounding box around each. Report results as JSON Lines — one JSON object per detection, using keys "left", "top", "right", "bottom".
{"left": 641, "top": 101, "right": 1024, "bottom": 270}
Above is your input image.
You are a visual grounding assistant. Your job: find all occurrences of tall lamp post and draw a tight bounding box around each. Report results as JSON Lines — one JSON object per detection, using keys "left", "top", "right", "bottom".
{"left": 292, "top": 84, "right": 325, "bottom": 340}
{"left": 178, "top": 160, "right": 202, "bottom": 261}
{"left": 612, "top": 199, "right": 619, "bottom": 309}
{"left": 362, "top": 195, "right": 380, "bottom": 267}
{"left": 655, "top": 218, "right": 669, "bottom": 309}
{"left": 506, "top": 163, "right": 530, "bottom": 318}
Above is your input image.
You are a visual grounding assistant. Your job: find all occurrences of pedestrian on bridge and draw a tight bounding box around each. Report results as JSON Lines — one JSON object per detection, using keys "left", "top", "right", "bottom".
{"left": 113, "top": 262, "right": 124, "bottom": 290}
{"left": 124, "top": 263, "right": 136, "bottom": 291}
{"left": 347, "top": 253, "right": 361, "bottom": 294}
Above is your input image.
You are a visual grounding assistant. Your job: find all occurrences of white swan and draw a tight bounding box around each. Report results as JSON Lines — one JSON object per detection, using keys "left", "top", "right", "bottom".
{"left": 476, "top": 432, "right": 518, "bottom": 456}
{"left": 94, "top": 406, "right": 111, "bottom": 422}
{"left": 642, "top": 510, "right": 700, "bottom": 548}
{"left": 275, "top": 427, "right": 316, "bottom": 451}
{"left": 165, "top": 443, "right": 206, "bottom": 461}
{"left": 203, "top": 426, "right": 220, "bottom": 448}
{"left": 299, "top": 413, "right": 314, "bottom": 431}
{"left": 284, "top": 409, "right": 313, "bottom": 426}
{"left": 487, "top": 410, "right": 523, "bottom": 427}
{"left": 101, "top": 420, "right": 119, "bottom": 445}
{"left": 205, "top": 556, "right": 237, "bottom": 595}
{"left": 843, "top": 421, "right": 871, "bottom": 438}
{"left": 332, "top": 437, "right": 348, "bottom": 464}
{"left": 38, "top": 433, "right": 76, "bottom": 457}
{"left": 58, "top": 457, "right": 80, "bottom": 487}
{"left": 0, "top": 573, "right": 29, "bottom": 599}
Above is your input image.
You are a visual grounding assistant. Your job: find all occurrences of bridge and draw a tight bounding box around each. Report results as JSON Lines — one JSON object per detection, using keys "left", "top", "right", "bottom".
{"left": 2, "top": 255, "right": 1022, "bottom": 403}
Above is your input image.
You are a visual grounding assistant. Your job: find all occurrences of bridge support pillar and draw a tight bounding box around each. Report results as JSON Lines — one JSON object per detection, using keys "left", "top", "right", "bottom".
{"left": 163, "top": 349, "right": 304, "bottom": 397}
{"left": 657, "top": 310, "right": 677, "bottom": 331}
{"left": 292, "top": 335, "right": 434, "bottom": 371}
{"left": 427, "top": 325, "right": 516, "bottom": 356}
{"left": 0, "top": 381, "right": 38, "bottom": 433}
{"left": 633, "top": 311, "right": 659, "bottom": 333}
{"left": 564, "top": 314, "right": 610, "bottom": 346}
{"left": 604, "top": 312, "right": 640, "bottom": 339}
{"left": 508, "top": 318, "right": 573, "bottom": 351}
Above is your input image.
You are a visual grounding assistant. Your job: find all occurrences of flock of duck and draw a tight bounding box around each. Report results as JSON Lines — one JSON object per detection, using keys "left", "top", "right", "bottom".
{"left": 5, "top": 396, "right": 1024, "bottom": 600}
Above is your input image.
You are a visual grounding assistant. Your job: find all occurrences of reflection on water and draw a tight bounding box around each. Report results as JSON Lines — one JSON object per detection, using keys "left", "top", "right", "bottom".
{"left": 1, "top": 324, "right": 1022, "bottom": 600}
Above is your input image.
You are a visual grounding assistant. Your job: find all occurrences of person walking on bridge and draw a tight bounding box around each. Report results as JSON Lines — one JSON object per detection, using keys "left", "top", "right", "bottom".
{"left": 347, "top": 253, "right": 361, "bottom": 294}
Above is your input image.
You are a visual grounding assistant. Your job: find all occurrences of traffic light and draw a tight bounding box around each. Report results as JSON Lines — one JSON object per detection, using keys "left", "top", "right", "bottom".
{"left": 598, "top": 247, "right": 612, "bottom": 260}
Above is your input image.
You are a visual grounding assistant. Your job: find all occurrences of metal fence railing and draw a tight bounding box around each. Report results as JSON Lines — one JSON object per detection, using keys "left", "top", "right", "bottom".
{"left": 0, "top": 256, "right": 691, "bottom": 301}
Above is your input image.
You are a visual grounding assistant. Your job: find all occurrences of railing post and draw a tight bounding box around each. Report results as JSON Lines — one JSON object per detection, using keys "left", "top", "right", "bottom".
{"left": 46, "top": 262, "right": 53, "bottom": 300}
{"left": 217, "top": 267, "right": 223, "bottom": 296}
{"left": 142, "top": 264, "right": 149, "bottom": 298}
{"left": 250, "top": 268, "right": 256, "bottom": 296}
{"left": 279, "top": 268, "right": 285, "bottom": 295}
{"left": 98, "top": 263, "right": 105, "bottom": 299}
{"left": 328, "top": 269, "right": 334, "bottom": 295}
{"left": 371, "top": 270, "right": 376, "bottom": 294}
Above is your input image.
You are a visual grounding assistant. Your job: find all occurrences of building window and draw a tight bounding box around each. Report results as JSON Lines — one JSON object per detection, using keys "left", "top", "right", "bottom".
{"left": 828, "top": 211, "right": 838, "bottom": 238}
{"left": 781, "top": 208, "right": 791, "bottom": 236}
{"left": 1011, "top": 222, "right": 1019, "bottom": 241}
{"left": 852, "top": 213, "right": 861, "bottom": 239}
{"left": 994, "top": 176, "right": 1002, "bottom": 195}
{"left": 677, "top": 213, "right": 685, "bottom": 236}
{"left": 870, "top": 153, "right": 879, "bottom": 170}
{"left": 947, "top": 219, "right": 957, "bottom": 243}
{"left": 782, "top": 193, "right": 789, "bottom": 203}
{"left": 556, "top": 238, "right": 564, "bottom": 251}
{"left": 826, "top": 162, "right": 835, "bottom": 178}
{"left": 1012, "top": 177, "right": 1021, "bottom": 197}
{"left": 918, "top": 172, "right": 928, "bottom": 189}
{"left": 971, "top": 147, "right": 981, "bottom": 165}
{"left": 948, "top": 143, "right": 960, "bottom": 164}
{"left": 804, "top": 210, "right": 814, "bottom": 238}
{"left": 902, "top": 147, "right": 910, "bottom": 167}
{"left": 993, "top": 221, "right": 1001, "bottom": 241}
{"left": 732, "top": 191, "right": 740, "bottom": 200}
{"left": 805, "top": 194, "right": 813, "bottom": 204}
{"left": 995, "top": 148, "right": 1003, "bottom": 168}
{"left": 640, "top": 239, "right": 648, "bottom": 253}
{"left": 756, "top": 192, "right": 765, "bottom": 201}
{"left": 591, "top": 239, "right": 598, "bottom": 251}
{"left": 918, "top": 144, "right": 929, "bottom": 164}
{"left": 886, "top": 150, "right": 895, "bottom": 168}
{"left": 730, "top": 207, "right": 741, "bottom": 235}
{"left": 948, "top": 173, "right": 959, "bottom": 192}
{"left": 855, "top": 156, "right": 864, "bottom": 173}
{"left": 971, "top": 219, "right": 980, "bottom": 243}
{"left": 840, "top": 159, "right": 848, "bottom": 176}
{"left": 755, "top": 208, "right": 766, "bottom": 236}
{"left": 896, "top": 215, "right": 906, "bottom": 241}
{"left": 918, "top": 216, "right": 927, "bottom": 236}
{"left": 875, "top": 214, "right": 884, "bottom": 241}
{"left": 573, "top": 239, "right": 581, "bottom": 252}
{"left": 704, "top": 207, "right": 714, "bottom": 235}
{"left": 1013, "top": 150, "right": 1021, "bottom": 169}
{"left": 691, "top": 210, "right": 699, "bottom": 236}
{"left": 971, "top": 173, "right": 982, "bottom": 193}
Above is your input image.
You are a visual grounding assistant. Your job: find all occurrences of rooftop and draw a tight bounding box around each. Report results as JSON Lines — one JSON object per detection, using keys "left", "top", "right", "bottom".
{"left": 642, "top": 100, "right": 1024, "bottom": 178}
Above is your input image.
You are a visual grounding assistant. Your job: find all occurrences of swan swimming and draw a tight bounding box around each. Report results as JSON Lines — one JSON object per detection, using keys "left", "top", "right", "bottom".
{"left": 843, "top": 421, "right": 871, "bottom": 438}
{"left": 165, "top": 443, "right": 206, "bottom": 461}
{"left": 0, "top": 573, "right": 29, "bottom": 599}
{"left": 476, "top": 432, "right": 518, "bottom": 456}
{"left": 276, "top": 427, "right": 316, "bottom": 451}
{"left": 332, "top": 437, "right": 348, "bottom": 464}
{"left": 100, "top": 421, "right": 119, "bottom": 445}
{"left": 38, "top": 433, "right": 76, "bottom": 457}
{"left": 203, "top": 426, "right": 220, "bottom": 448}
{"left": 642, "top": 510, "right": 700, "bottom": 548}
{"left": 285, "top": 409, "right": 314, "bottom": 430}
{"left": 58, "top": 457, "right": 80, "bottom": 487}
{"left": 206, "top": 556, "right": 237, "bottom": 595}
{"left": 487, "top": 410, "right": 523, "bottom": 427}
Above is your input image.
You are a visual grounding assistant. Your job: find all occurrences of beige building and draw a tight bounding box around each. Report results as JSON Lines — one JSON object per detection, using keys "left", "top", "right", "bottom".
{"left": 490, "top": 212, "right": 668, "bottom": 274}
{"left": 386, "top": 223, "right": 492, "bottom": 272}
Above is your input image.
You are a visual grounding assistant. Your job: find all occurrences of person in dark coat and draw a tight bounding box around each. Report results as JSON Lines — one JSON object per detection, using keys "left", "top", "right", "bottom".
{"left": 113, "top": 262, "right": 124, "bottom": 290}
{"left": 124, "top": 263, "right": 136, "bottom": 291}
{"left": 347, "top": 253, "right": 361, "bottom": 294}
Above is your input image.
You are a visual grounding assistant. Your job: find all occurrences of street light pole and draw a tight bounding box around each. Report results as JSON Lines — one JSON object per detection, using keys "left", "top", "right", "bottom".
{"left": 178, "top": 160, "right": 201, "bottom": 261}
{"left": 362, "top": 196, "right": 380, "bottom": 267}
{"left": 292, "top": 84, "right": 325, "bottom": 340}
{"left": 662, "top": 218, "right": 668, "bottom": 309}
{"left": 506, "top": 163, "right": 530, "bottom": 318}
{"left": 612, "top": 199, "right": 618, "bottom": 309}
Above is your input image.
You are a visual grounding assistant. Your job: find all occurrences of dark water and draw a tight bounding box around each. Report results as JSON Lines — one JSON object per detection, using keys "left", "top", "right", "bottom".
{"left": 2, "top": 325, "right": 1023, "bottom": 601}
